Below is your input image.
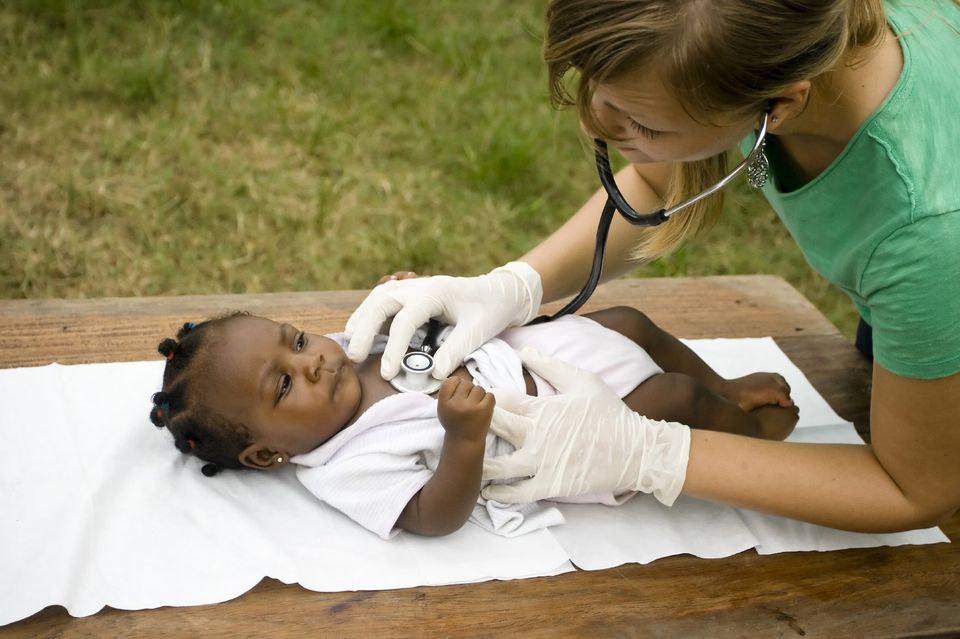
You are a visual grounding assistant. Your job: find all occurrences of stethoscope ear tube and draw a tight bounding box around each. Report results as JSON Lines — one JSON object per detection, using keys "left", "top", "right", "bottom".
{"left": 530, "top": 113, "right": 770, "bottom": 325}
{"left": 529, "top": 195, "right": 618, "bottom": 325}
{"left": 529, "top": 139, "right": 670, "bottom": 325}
{"left": 595, "top": 140, "right": 670, "bottom": 227}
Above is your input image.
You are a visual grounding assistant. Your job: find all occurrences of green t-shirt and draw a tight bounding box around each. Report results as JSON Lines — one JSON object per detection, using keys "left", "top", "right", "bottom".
{"left": 740, "top": 0, "right": 960, "bottom": 379}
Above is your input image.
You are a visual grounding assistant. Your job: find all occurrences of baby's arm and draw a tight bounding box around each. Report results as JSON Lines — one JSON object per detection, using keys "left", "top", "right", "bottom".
{"left": 395, "top": 377, "right": 494, "bottom": 536}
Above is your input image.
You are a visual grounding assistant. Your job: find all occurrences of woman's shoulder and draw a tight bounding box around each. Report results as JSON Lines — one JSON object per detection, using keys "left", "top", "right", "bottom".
{"left": 862, "top": 209, "right": 960, "bottom": 380}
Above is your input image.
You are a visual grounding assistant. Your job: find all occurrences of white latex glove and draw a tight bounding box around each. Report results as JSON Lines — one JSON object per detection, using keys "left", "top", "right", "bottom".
{"left": 482, "top": 347, "right": 691, "bottom": 506}
{"left": 345, "top": 261, "right": 543, "bottom": 380}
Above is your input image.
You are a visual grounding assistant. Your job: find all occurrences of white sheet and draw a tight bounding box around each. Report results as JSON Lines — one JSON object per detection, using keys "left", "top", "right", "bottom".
{"left": 0, "top": 338, "right": 948, "bottom": 625}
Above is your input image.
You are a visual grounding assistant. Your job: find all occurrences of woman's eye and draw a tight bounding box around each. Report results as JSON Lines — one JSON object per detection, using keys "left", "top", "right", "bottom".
{"left": 279, "top": 374, "right": 292, "bottom": 400}
{"left": 295, "top": 332, "right": 306, "bottom": 351}
{"left": 628, "top": 118, "right": 662, "bottom": 140}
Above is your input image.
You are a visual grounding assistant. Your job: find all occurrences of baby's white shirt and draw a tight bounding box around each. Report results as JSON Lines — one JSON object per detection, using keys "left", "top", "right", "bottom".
{"left": 292, "top": 315, "right": 662, "bottom": 539}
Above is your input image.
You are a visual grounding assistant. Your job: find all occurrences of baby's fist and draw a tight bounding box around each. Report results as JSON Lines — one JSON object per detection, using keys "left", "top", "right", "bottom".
{"left": 436, "top": 376, "right": 495, "bottom": 442}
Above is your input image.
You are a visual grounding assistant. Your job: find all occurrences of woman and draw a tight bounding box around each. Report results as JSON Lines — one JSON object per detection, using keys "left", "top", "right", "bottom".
{"left": 344, "top": 0, "right": 960, "bottom": 533}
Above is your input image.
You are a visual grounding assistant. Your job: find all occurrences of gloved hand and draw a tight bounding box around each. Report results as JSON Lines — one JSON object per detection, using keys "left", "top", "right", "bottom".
{"left": 345, "top": 261, "right": 543, "bottom": 380}
{"left": 482, "top": 348, "right": 691, "bottom": 506}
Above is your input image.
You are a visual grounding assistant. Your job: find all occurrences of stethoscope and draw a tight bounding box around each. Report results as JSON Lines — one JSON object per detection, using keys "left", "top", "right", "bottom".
{"left": 529, "top": 110, "right": 771, "bottom": 324}
{"left": 389, "top": 318, "right": 445, "bottom": 394}
{"left": 389, "top": 111, "right": 771, "bottom": 391}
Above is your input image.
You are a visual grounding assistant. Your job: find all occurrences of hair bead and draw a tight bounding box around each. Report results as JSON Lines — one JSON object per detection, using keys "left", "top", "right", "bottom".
{"left": 157, "top": 338, "right": 178, "bottom": 360}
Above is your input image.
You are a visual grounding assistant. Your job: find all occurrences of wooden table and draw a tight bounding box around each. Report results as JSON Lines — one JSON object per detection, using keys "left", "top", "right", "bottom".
{"left": 1, "top": 276, "right": 957, "bottom": 638}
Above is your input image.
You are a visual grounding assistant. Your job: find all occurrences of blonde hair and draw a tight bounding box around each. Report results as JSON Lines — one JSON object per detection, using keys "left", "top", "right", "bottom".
{"left": 544, "top": 0, "right": 887, "bottom": 259}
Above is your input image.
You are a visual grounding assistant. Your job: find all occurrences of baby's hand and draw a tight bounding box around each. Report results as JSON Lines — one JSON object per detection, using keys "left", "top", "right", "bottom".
{"left": 721, "top": 372, "right": 794, "bottom": 411}
{"left": 376, "top": 270, "right": 419, "bottom": 285}
{"left": 437, "top": 376, "right": 495, "bottom": 444}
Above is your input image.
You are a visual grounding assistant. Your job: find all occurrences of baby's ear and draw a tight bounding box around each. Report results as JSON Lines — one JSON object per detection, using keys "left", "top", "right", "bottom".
{"left": 238, "top": 443, "right": 288, "bottom": 470}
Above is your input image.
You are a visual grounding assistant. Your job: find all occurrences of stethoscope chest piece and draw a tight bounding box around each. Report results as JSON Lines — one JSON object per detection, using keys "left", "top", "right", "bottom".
{"left": 389, "top": 350, "right": 442, "bottom": 394}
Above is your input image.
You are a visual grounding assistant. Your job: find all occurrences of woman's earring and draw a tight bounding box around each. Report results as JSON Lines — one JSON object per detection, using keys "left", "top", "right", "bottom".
{"left": 747, "top": 139, "right": 769, "bottom": 189}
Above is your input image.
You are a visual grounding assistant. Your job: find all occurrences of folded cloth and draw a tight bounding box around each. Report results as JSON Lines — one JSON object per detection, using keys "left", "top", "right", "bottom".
{"left": 0, "top": 338, "right": 948, "bottom": 626}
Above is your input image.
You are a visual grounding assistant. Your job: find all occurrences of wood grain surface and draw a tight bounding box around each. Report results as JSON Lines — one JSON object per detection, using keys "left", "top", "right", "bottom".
{"left": 1, "top": 276, "right": 956, "bottom": 638}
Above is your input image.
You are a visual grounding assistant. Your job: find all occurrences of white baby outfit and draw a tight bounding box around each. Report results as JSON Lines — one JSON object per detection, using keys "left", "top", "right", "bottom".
{"left": 292, "top": 315, "right": 662, "bottom": 539}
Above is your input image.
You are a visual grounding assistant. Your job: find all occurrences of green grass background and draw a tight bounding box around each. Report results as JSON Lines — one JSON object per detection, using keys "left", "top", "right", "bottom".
{"left": 0, "top": 0, "right": 858, "bottom": 337}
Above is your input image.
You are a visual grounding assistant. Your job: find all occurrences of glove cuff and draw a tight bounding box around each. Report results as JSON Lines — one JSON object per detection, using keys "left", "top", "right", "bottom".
{"left": 492, "top": 261, "right": 544, "bottom": 326}
{"left": 634, "top": 420, "right": 691, "bottom": 507}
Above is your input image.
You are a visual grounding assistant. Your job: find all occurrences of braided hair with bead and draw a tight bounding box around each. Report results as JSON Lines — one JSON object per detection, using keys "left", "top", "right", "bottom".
{"left": 149, "top": 313, "right": 252, "bottom": 477}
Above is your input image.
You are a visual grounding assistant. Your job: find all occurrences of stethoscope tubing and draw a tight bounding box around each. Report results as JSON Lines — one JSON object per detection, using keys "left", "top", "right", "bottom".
{"left": 530, "top": 112, "right": 770, "bottom": 324}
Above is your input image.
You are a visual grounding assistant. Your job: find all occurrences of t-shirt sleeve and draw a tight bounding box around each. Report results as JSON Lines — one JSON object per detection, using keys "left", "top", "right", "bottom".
{"left": 297, "top": 451, "right": 433, "bottom": 540}
{"left": 861, "top": 210, "right": 960, "bottom": 379}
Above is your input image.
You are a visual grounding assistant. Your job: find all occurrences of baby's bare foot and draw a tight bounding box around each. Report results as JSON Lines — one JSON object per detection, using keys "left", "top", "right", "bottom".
{"left": 751, "top": 404, "right": 800, "bottom": 441}
{"left": 721, "top": 372, "right": 793, "bottom": 411}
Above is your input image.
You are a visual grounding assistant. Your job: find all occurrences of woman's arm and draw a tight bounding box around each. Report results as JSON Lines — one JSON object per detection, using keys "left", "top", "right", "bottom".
{"left": 683, "top": 364, "right": 960, "bottom": 532}
{"left": 482, "top": 351, "right": 959, "bottom": 533}
{"left": 395, "top": 377, "right": 494, "bottom": 536}
{"left": 522, "top": 162, "right": 673, "bottom": 303}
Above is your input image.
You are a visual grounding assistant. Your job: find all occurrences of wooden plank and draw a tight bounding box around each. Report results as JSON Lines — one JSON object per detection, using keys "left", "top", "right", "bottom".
{"left": 0, "top": 275, "right": 837, "bottom": 368}
{"left": 1, "top": 275, "right": 956, "bottom": 638}
{"left": 7, "top": 533, "right": 960, "bottom": 639}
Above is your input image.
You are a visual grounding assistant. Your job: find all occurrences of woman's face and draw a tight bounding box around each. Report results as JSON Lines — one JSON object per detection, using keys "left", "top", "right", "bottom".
{"left": 588, "top": 68, "right": 760, "bottom": 164}
{"left": 198, "top": 316, "right": 362, "bottom": 460}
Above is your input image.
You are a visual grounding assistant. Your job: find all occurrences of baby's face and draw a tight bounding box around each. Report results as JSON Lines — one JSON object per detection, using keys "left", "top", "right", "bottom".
{"left": 201, "top": 316, "right": 362, "bottom": 458}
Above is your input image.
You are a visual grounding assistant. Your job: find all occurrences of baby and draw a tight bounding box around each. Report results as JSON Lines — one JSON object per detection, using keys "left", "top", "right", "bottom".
{"left": 149, "top": 306, "right": 797, "bottom": 538}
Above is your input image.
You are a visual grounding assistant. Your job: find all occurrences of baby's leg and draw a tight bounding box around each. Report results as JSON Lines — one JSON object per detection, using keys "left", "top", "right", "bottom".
{"left": 584, "top": 306, "right": 793, "bottom": 411}
{"left": 623, "top": 373, "right": 798, "bottom": 441}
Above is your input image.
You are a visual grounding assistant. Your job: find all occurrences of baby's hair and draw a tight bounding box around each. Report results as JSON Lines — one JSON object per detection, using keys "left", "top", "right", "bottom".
{"left": 149, "top": 312, "right": 252, "bottom": 477}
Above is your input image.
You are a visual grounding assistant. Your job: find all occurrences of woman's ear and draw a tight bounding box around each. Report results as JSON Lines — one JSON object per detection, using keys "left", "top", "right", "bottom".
{"left": 238, "top": 443, "right": 288, "bottom": 470}
{"left": 768, "top": 81, "right": 811, "bottom": 131}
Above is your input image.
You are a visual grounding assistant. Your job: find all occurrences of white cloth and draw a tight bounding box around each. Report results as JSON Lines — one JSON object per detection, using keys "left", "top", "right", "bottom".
{"left": 293, "top": 315, "right": 661, "bottom": 539}
{"left": 0, "top": 336, "right": 948, "bottom": 626}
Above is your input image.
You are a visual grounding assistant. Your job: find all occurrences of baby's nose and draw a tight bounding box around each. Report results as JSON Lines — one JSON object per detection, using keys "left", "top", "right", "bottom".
{"left": 302, "top": 352, "right": 324, "bottom": 382}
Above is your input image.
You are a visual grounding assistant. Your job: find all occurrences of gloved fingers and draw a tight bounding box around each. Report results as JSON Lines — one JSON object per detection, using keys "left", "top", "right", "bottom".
{"left": 517, "top": 346, "right": 594, "bottom": 395}
{"left": 344, "top": 280, "right": 400, "bottom": 337}
{"left": 486, "top": 403, "right": 531, "bottom": 448}
{"left": 430, "top": 318, "right": 486, "bottom": 379}
{"left": 344, "top": 284, "right": 404, "bottom": 363}
{"left": 481, "top": 478, "right": 540, "bottom": 504}
{"left": 380, "top": 301, "right": 442, "bottom": 379}
{"left": 481, "top": 448, "right": 537, "bottom": 482}
{"left": 489, "top": 387, "right": 532, "bottom": 413}
{"left": 345, "top": 305, "right": 394, "bottom": 364}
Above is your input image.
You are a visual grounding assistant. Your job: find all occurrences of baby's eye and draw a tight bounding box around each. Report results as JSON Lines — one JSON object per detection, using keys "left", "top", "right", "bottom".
{"left": 279, "top": 374, "right": 292, "bottom": 401}
{"left": 295, "top": 332, "right": 306, "bottom": 352}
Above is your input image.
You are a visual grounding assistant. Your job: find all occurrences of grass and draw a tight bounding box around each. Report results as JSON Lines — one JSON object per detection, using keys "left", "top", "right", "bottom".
{"left": 0, "top": 0, "right": 858, "bottom": 337}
